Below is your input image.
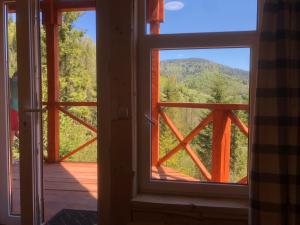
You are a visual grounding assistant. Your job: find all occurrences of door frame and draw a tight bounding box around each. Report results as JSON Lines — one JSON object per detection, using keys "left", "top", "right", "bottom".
{"left": 0, "top": 1, "right": 20, "bottom": 224}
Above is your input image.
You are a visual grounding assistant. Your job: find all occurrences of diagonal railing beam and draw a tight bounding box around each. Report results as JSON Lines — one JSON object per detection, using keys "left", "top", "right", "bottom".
{"left": 59, "top": 137, "right": 97, "bottom": 162}
{"left": 228, "top": 111, "right": 248, "bottom": 136}
{"left": 58, "top": 106, "right": 97, "bottom": 133}
{"left": 158, "top": 111, "right": 213, "bottom": 166}
{"left": 159, "top": 111, "right": 212, "bottom": 181}
{"left": 238, "top": 176, "right": 248, "bottom": 184}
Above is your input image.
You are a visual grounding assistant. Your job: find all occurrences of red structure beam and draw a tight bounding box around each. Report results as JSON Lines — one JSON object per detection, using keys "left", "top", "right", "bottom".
{"left": 56, "top": 0, "right": 96, "bottom": 11}
{"left": 7, "top": 0, "right": 96, "bottom": 13}
{"left": 147, "top": 0, "right": 164, "bottom": 166}
{"left": 151, "top": 47, "right": 160, "bottom": 166}
{"left": 147, "top": 0, "right": 164, "bottom": 23}
{"left": 44, "top": 0, "right": 61, "bottom": 163}
{"left": 42, "top": 101, "right": 97, "bottom": 106}
{"left": 211, "top": 110, "right": 232, "bottom": 182}
{"left": 56, "top": 101, "right": 97, "bottom": 107}
{"left": 158, "top": 102, "right": 249, "bottom": 111}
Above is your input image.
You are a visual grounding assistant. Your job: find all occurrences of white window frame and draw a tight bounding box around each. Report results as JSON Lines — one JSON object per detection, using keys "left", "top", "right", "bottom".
{"left": 138, "top": 0, "right": 263, "bottom": 199}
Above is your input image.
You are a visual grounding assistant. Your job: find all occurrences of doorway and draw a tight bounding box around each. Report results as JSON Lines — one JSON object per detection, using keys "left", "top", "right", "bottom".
{"left": 0, "top": 1, "right": 98, "bottom": 224}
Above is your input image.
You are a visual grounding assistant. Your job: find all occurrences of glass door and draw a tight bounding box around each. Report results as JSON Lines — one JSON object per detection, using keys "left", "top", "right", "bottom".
{"left": 0, "top": 1, "right": 20, "bottom": 224}
{"left": 1, "top": 1, "right": 98, "bottom": 224}
{"left": 16, "top": 0, "right": 44, "bottom": 224}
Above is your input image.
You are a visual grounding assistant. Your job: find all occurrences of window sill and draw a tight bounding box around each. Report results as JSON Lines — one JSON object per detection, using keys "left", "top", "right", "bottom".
{"left": 131, "top": 194, "right": 248, "bottom": 224}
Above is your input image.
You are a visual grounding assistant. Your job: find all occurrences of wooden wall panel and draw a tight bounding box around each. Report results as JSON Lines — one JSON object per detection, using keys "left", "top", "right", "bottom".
{"left": 131, "top": 209, "right": 247, "bottom": 225}
{"left": 97, "top": 0, "right": 135, "bottom": 225}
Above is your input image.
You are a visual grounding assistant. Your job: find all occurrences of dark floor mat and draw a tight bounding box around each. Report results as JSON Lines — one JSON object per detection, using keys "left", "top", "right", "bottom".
{"left": 46, "top": 209, "right": 97, "bottom": 225}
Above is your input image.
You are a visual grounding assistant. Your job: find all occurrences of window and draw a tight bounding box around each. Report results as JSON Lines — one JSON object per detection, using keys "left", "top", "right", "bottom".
{"left": 139, "top": 0, "right": 260, "bottom": 197}
{"left": 146, "top": 0, "right": 257, "bottom": 34}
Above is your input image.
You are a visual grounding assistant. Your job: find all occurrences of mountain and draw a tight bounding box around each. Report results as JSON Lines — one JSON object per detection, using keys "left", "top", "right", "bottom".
{"left": 160, "top": 58, "right": 249, "bottom": 82}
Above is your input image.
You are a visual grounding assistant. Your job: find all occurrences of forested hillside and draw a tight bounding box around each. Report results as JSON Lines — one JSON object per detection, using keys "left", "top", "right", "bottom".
{"left": 161, "top": 58, "right": 249, "bottom": 81}
{"left": 159, "top": 58, "right": 249, "bottom": 183}
{"left": 8, "top": 12, "right": 249, "bottom": 183}
{"left": 160, "top": 58, "right": 249, "bottom": 104}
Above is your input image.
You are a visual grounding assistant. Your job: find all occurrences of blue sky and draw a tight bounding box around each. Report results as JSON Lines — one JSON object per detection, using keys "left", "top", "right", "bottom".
{"left": 160, "top": 48, "right": 251, "bottom": 71}
{"left": 154, "top": 0, "right": 257, "bottom": 34}
{"left": 74, "top": 11, "right": 96, "bottom": 42}
{"left": 74, "top": 0, "right": 257, "bottom": 71}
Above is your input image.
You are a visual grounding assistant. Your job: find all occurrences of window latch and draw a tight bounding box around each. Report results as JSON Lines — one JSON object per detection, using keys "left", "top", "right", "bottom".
{"left": 23, "top": 108, "right": 47, "bottom": 113}
{"left": 144, "top": 113, "right": 156, "bottom": 125}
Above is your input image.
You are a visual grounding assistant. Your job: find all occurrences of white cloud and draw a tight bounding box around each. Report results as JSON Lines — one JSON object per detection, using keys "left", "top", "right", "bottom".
{"left": 165, "top": 1, "right": 184, "bottom": 11}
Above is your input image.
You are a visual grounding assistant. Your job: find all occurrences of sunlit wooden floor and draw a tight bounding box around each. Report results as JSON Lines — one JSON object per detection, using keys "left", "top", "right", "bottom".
{"left": 12, "top": 162, "right": 98, "bottom": 221}
{"left": 12, "top": 162, "right": 197, "bottom": 221}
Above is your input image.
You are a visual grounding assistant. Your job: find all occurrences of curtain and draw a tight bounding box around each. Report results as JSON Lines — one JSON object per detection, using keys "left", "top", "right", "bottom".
{"left": 251, "top": 0, "right": 300, "bottom": 225}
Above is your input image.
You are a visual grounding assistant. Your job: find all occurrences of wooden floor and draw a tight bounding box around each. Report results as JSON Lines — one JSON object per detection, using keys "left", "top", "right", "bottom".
{"left": 12, "top": 162, "right": 198, "bottom": 221}
{"left": 12, "top": 162, "right": 98, "bottom": 221}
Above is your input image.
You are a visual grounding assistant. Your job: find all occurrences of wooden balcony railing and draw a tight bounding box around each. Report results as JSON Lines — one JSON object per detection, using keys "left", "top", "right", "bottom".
{"left": 152, "top": 102, "right": 249, "bottom": 184}
{"left": 43, "top": 101, "right": 248, "bottom": 184}
{"left": 43, "top": 101, "right": 97, "bottom": 162}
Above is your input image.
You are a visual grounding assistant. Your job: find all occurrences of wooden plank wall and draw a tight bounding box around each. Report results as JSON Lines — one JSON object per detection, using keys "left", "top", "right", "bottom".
{"left": 131, "top": 195, "right": 248, "bottom": 225}
{"left": 97, "top": 0, "right": 135, "bottom": 225}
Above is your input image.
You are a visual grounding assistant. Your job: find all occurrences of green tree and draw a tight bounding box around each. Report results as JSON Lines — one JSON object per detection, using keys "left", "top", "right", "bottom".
{"left": 8, "top": 12, "right": 97, "bottom": 162}
{"left": 55, "top": 12, "right": 97, "bottom": 161}
{"left": 8, "top": 15, "right": 17, "bottom": 76}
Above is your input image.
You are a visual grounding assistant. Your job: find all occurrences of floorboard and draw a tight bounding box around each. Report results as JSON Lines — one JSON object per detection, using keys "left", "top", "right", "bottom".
{"left": 11, "top": 162, "right": 198, "bottom": 221}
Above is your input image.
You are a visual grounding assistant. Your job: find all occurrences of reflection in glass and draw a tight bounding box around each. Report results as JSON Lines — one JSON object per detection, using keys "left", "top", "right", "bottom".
{"left": 151, "top": 48, "right": 250, "bottom": 184}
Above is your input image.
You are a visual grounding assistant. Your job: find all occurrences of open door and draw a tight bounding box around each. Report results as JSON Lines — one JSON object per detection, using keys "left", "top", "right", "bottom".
{"left": 16, "top": 0, "right": 44, "bottom": 224}
{"left": 0, "top": 0, "right": 43, "bottom": 224}
{"left": 0, "top": 1, "right": 20, "bottom": 224}
{"left": 1, "top": 0, "right": 99, "bottom": 224}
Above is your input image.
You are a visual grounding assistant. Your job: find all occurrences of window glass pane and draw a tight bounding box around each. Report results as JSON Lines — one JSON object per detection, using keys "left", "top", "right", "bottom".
{"left": 146, "top": 0, "right": 257, "bottom": 34}
{"left": 6, "top": 5, "right": 21, "bottom": 215}
{"left": 150, "top": 48, "right": 249, "bottom": 184}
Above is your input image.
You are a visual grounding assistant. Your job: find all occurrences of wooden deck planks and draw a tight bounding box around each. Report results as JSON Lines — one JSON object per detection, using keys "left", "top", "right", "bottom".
{"left": 152, "top": 166, "right": 200, "bottom": 182}
{"left": 11, "top": 162, "right": 198, "bottom": 221}
{"left": 12, "top": 162, "right": 98, "bottom": 221}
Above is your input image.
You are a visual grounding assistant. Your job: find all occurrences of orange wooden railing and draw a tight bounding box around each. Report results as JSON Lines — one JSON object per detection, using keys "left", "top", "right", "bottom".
{"left": 41, "top": 0, "right": 97, "bottom": 163}
{"left": 153, "top": 102, "right": 249, "bottom": 183}
{"left": 43, "top": 101, "right": 97, "bottom": 162}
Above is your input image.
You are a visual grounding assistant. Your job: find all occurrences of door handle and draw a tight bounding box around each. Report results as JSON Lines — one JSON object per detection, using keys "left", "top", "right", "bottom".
{"left": 23, "top": 108, "right": 47, "bottom": 113}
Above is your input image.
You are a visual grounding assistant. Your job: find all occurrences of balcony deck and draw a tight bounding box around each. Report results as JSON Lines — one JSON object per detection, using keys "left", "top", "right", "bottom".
{"left": 12, "top": 162, "right": 197, "bottom": 221}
